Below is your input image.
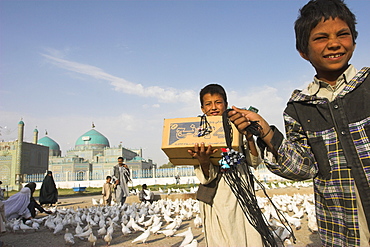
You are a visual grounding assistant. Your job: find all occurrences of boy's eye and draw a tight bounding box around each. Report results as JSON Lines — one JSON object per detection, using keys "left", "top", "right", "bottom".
{"left": 338, "top": 32, "right": 351, "bottom": 37}
{"left": 313, "top": 36, "right": 326, "bottom": 41}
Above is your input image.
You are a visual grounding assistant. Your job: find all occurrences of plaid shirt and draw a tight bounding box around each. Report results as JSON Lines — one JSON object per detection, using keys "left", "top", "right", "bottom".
{"left": 263, "top": 67, "right": 370, "bottom": 247}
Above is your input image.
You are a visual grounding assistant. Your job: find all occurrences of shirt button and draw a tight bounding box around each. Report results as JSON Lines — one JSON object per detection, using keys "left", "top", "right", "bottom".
{"left": 341, "top": 131, "right": 346, "bottom": 135}
{"left": 334, "top": 105, "right": 339, "bottom": 109}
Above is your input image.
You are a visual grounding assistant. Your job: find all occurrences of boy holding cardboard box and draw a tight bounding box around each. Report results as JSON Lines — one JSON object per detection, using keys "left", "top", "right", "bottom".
{"left": 187, "top": 84, "right": 263, "bottom": 247}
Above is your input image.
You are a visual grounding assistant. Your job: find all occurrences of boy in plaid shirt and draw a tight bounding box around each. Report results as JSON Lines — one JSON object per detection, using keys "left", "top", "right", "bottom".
{"left": 229, "top": 0, "right": 370, "bottom": 246}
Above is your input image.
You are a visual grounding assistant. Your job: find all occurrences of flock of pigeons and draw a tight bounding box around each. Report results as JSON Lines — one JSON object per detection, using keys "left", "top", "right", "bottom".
{"left": 4, "top": 181, "right": 317, "bottom": 247}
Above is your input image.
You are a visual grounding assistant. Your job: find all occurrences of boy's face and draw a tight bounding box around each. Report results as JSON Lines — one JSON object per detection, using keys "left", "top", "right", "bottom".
{"left": 107, "top": 178, "right": 111, "bottom": 183}
{"left": 201, "top": 93, "right": 227, "bottom": 116}
{"left": 300, "top": 17, "right": 355, "bottom": 82}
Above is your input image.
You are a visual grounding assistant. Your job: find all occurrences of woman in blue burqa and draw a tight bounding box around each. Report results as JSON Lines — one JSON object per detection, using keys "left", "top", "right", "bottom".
{"left": 39, "top": 171, "right": 58, "bottom": 206}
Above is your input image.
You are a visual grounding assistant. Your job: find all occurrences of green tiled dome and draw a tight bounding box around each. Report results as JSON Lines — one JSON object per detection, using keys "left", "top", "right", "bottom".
{"left": 38, "top": 136, "right": 60, "bottom": 151}
{"left": 75, "top": 129, "right": 110, "bottom": 148}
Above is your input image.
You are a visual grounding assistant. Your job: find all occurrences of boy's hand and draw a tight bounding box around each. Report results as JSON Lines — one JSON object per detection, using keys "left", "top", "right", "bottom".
{"left": 187, "top": 143, "right": 217, "bottom": 165}
{"left": 228, "top": 106, "right": 270, "bottom": 136}
{"left": 188, "top": 143, "right": 217, "bottom": 177}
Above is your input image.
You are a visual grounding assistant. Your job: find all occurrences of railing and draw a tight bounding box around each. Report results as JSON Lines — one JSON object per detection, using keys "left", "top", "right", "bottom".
{"left": 24, "top": 166, "right": 196, "bottom": 183}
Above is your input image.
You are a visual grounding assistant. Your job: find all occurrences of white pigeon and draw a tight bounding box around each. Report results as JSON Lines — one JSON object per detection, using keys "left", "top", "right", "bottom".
{"left": 64, "top": 228, "right": 75, "bottom": 246}
{"left": 164, "top": 220, "right": 177, "bottom": 230}
{"left": 292, "top": 208, "right": 304, "bottom": 219}
{"left": 104, "top": 232, "right": 113, "bottom": 246}
{"left": 158, "top": 228, "right": 177, "bottom": 237}
{"left": 126, "top": 217, "right": 135, "bottom": 229}
{"left": 53, "top": 222, "right": 64, "bottom": 235}
{"left": 183, "top": 239, "right": 198, "bottom": 247}
{"left": 107, "top": 222, "right": 115, "bottom": 235}
{"left": 92, "top": 198, "right": 99, "bottom": 206}
{"left": 307, "top": 214, "right": 318, "bottom": 233}
{"left": 74, "top": 226, "right": 92, "bottom": 239}
{"left": 121, "top": 223, "right": 131, "bottom": 235}
{"left": 283, "top": 239, "right": 294, "bottom": 247}
{"left": 75, "top": 222, "right": 83, "bottom": 235}
{"left": 88, "top": 232, "right": 97, "bottom": 246}
{"left": 20, "top": 221, "right": 33, "bottom": 233}
{"left": 11, "top": 219, "right": 21, "bottom": 233}
{"left": 137, "top": 214, "right": 146, "bottom": 225}
{"left": 164, "top": 214, "right": 174, "bottom": 223}
{"left": 132, "top": 221, "right": 145, "bottom": 232}
{"left": 31, "top": 221, "right": 40, "bottom": 231}
{"left": 150, "top": 222, "right": 163, "bottom": 234}
{"left": 193, "top": 215, "right": 202, "bottom": 228}
{"left": 175, "top": 227, "right": 193, "bottom": 247}
{"left": 97, "top": 225, "right": 107, "bottom": 238}
{"left": 273, "top": 226, "right": 291, "bottom": 241}
{"left": 45, "top": 217, "right": 56, "bottom": 231}
{"left": 143, "top": 216, "right": 154, "bottom": 227}
{"left": 132, "top": 226, "right": 152, "bottom": 244}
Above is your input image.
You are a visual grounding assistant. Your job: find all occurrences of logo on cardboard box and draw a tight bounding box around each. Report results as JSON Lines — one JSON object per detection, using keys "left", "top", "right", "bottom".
{"left": 169, "top": 121, "right": 225, "bottom": 145}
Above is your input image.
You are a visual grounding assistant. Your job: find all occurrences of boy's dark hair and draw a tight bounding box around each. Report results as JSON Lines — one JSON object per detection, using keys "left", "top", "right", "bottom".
{"left": 118, "top": 157, "right": 124, "bottom": 161}
{"left": 199, "top": 84, "right": 228, "bottom": 106}
{"left": 106, "top": 176, "right": 112, "bottom": 180}
{"left": 142, "top": 184, "right": 147, "bottom": 189}
{"left": 295, "top": 0, "right": 357, "bottom": 55}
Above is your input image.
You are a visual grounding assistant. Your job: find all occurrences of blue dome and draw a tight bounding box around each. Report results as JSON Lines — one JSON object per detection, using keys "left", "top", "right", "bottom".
{"left": 75, "top": 129, "right": 110, "bottom": 148}
{"left": 38, "top": 136, "right": 60, "bottom": 151}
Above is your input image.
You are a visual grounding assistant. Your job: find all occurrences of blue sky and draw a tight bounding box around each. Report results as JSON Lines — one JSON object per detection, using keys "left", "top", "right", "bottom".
{"left": 1, "top": 0, "right": 369, "bottom": 166}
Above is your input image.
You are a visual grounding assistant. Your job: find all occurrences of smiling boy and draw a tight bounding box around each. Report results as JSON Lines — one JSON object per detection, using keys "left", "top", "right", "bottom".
{"left": 188, "top": 84, "right": 263, "bottom": 247}
{"left": 228, "top": 0, "right": 370, "bottom": 246}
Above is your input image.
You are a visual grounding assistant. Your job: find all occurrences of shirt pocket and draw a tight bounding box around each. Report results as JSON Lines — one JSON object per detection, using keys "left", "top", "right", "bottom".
{"left": 308, "top": 136, "right": 331, "bottom": 179}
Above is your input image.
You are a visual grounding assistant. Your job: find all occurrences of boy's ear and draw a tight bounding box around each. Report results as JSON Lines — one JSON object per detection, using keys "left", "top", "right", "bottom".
{"left": 201, "top": 106, "right": 207, "bottom": 114}
{"left": 299, "top": 51, "right": 310, "bottom": 61}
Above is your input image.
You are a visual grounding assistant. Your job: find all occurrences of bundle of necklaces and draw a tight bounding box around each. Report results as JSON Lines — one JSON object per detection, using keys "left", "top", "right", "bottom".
{"left": 198, "top": 109, "right": 296, "bottom": 247}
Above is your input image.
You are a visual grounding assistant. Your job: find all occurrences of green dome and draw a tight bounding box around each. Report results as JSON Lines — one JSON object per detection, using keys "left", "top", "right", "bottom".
{"left": 75, "top": 129, "right": 110, "bottom": 148}
{"left": 18, "top": 120, "right": 24, "bottom": 125}
{"left": 38, "top": 136, "right": 60, "bottom": 151}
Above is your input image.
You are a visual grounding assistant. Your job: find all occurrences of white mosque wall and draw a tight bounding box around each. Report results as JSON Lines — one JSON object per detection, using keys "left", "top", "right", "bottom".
{"left": 18, "top": 176, "right": 200, "bottom": 190}
{"left": 15, "top": 164, "right": 288, "bottom": 191}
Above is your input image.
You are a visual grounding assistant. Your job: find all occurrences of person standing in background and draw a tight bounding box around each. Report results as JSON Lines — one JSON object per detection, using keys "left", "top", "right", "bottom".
{"left": 39, "top": 171, "right": 58, "bottom": 206}
{"left": 113, "top": 157, "right": 131, "bottom": 206}
{"left": 102, "top": 176, "right": 113, "bottom": 206}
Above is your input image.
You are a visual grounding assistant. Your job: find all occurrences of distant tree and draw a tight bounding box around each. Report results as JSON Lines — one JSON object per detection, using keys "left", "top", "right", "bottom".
{"left": 160, "top": 162, "right": 175, "bottom": 168}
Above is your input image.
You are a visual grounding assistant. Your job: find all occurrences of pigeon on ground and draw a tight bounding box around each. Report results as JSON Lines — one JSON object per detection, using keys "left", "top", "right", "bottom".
{"left": 175, "top": 227, "right": 193, "bottom": 247}
{"left": 64, "top": 228, "right": 75, "bottom": 246}
{"left": 132, "top": 227, "right": 152, "bottom": 244}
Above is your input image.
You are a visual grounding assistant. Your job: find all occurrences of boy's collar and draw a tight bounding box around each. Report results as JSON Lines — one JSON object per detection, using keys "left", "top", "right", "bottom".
{"left": 303, "top": 65, "right": 357, "bottom": 96}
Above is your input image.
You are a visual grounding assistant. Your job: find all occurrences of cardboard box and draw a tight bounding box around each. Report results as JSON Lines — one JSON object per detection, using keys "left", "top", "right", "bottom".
{"left": 161, "top": 116, "right": 242, "bottom": 165}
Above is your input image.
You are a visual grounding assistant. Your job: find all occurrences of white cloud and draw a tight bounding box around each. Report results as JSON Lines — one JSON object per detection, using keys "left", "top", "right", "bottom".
{"left": 41, "top": 53, "right": 197, "bottom": 104}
